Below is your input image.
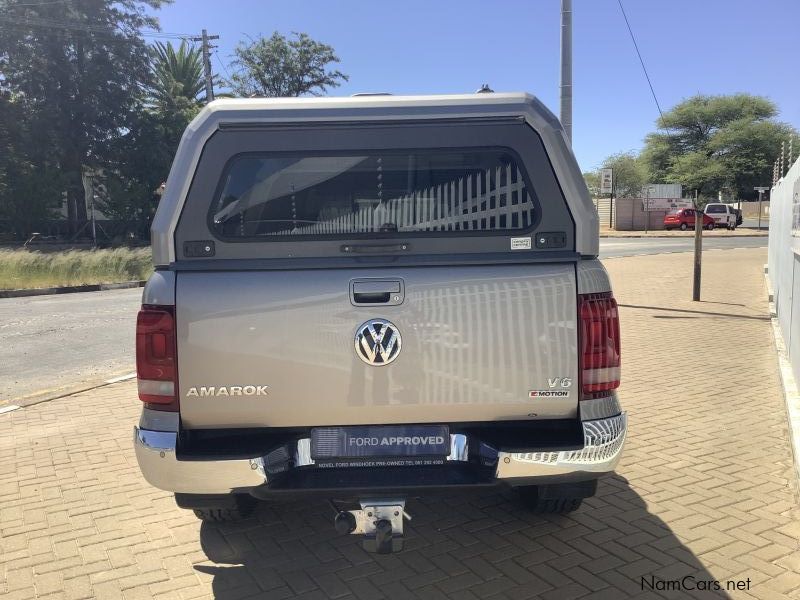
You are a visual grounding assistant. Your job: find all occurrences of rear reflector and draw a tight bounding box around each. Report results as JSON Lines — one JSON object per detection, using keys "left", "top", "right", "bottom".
{"left": 578, "top": 292, "right": 621, "bottom": 399}
{"left": 136, "top": 305, "right": 178, "bottom": 411}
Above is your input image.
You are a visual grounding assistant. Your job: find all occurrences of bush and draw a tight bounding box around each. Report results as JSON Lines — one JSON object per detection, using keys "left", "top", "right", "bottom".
{"left": 0, "top": 248, "right": 153, "bottom": 290}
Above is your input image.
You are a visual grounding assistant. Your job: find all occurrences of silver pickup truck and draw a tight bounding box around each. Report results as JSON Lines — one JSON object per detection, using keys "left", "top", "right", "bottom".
{"left": 134, "top": 92, "right": 626, "bottom": 553}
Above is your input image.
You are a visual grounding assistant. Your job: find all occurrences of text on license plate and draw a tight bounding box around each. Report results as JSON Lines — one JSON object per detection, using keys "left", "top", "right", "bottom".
{"left": 310, "top": 425, "right": 450, "bottom": 459}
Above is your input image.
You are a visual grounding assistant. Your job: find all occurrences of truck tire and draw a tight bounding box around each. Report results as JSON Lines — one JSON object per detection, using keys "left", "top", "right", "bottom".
{"left": 516, "top": 481, "right": 595, "bottom": 514}
{"left": 522, "top": 495, "right": 583, "bottom": 514}
{"left": 193, "top": 505, "right": 254, "bottom": 522}
{"left": 175, "top": 493, "right": 256, "bottom": 522}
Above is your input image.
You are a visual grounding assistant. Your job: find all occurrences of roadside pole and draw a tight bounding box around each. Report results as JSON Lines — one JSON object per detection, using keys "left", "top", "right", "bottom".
{"left": 191, "top": 29, "right": 220, "bottom": 104}
{"left": 559, "top": 0, "right": 573, "bottom": 143}
{"left": 755, "top": 186, "right": 769, "bottom": 230}
{"left": 609, "top": 188, "right": 614, "bottom": 229}
{"left": 693, "top": 190, "right": 702, "bottom": 301}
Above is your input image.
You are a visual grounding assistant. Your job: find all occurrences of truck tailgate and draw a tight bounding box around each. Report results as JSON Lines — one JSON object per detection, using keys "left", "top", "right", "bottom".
{"left": 176, "top": 264, "right": 578, "bottom": 428}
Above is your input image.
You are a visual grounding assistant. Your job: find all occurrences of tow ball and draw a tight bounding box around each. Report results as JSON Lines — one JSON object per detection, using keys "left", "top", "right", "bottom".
{"left": 332, "top": 499, "right": 410, "bottom": 553}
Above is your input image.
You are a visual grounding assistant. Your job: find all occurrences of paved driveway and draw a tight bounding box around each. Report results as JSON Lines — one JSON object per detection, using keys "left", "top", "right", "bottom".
{"left": 1, "top": 248, "right": 798, "bottom": 599}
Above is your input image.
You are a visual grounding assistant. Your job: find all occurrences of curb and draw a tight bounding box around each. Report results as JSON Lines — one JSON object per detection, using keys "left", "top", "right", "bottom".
{"left": 0, "top": 280, "right": 145, "bottom": 299}
{"left": 1, "top": 372, "right": 136, "bottom": 411}
{"left": 599, "top": 233, "right": 768, "bottom": 239}
{"left": 765, "top": 269, "right": 800, "bottom": 485}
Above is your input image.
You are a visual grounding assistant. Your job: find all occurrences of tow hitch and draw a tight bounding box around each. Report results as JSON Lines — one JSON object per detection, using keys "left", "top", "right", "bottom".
{"left": 331, "top": 499, "right": 410, "bottom": 553}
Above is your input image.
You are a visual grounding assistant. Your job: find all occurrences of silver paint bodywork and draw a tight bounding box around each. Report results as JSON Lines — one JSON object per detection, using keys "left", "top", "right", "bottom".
{"left": 150, "top": 93, "right": 599, "bottom": 265}
{"left": 176, "top": 263, "right": 579, "bottom": 429}
{"left": 135, "top": 94, "right": 628, "bottom": 496}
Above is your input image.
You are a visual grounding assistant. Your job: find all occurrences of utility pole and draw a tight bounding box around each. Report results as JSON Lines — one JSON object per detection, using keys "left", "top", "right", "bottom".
{"left": 559, "top": 0, "right": 573, "bottom": 143}
{"left": 191, "top": 29, "right": 219, "bottom": 104}
{"left": 693, "top": 189, "right": 702, "bottom": 301}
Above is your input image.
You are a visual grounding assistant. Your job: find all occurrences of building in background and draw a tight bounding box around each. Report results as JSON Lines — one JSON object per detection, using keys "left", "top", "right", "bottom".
{"left": 768, "top": 156, "right": 800, "bottom": 384}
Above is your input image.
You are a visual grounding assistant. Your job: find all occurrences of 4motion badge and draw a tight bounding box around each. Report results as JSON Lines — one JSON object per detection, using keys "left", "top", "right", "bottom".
{"left": 530, "top": 377, "right": 572, "bottom": 398}
{"left": 355, "top": 319, "right": 401, "bottom": 366}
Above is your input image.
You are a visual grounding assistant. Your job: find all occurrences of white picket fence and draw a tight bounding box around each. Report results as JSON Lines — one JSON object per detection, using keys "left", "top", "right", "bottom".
{"left": 268, "top": 163, "right": 534, "bottom": 235}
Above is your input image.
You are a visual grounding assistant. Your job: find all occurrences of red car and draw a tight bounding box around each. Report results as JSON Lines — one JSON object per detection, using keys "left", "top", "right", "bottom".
{"left": 664, "top": 208, "right": 715, "bottom": 231}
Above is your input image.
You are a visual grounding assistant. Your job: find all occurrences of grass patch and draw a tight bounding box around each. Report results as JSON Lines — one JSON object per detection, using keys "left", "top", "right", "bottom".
{"left": 0, "top": 248, "right": 153, "bottom": 290}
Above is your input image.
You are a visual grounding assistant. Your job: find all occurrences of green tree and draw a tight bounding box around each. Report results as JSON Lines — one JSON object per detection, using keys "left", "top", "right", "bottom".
{"left": 582, "top": 171, "right": 600, "bottom": 197}
{"left": 0, "top": 91, "right": 65, "bottom": 237}
{"left": 0, "top": 0, "right": 167, "bottom": 232}
{"left": 589, "top": 152, "right": 647, "bottom": 198}
{"left": 642, "top": 94, "right": 797, "bottom": 199}
{"left": 102, "top": 41, "right": 203, "bottom": 238}
{"left": 148, "top": 40, "right": 205, "bottom": 108}
{"left": 228, "top": 32, "right": 348, "bottom": 97}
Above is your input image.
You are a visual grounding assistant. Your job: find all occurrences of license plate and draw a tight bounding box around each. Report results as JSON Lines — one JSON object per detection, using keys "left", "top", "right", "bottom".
{"left": 311, "top": 425, "right": 450, "bottom": 459}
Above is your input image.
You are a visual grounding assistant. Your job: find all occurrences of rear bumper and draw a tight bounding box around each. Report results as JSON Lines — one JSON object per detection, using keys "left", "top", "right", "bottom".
{"left": 134, "top": 412, "right": 626, "bottom": 495}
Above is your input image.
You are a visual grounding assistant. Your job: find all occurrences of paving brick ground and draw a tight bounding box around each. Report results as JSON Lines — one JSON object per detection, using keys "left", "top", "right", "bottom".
{"left": 1, "top": 247, "right": 798, "bottom": 600}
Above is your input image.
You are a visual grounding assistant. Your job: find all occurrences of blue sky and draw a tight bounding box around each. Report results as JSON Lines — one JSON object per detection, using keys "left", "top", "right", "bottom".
{"left": 150, "top": 0, "right": 800, "bottom": 172}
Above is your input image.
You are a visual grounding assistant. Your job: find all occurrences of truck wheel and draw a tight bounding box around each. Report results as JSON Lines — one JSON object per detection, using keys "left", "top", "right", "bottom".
{"left": 516, "top": 481, "right": 595, "bottom": 514}
{"left": 522, "top": 495, "right": 583, "bottom": 514}
{"left": 193, "top": 505, "right": 254, "bottom": 522}
{"left": 175, "top": 493, "right": 256, "bottom": 522}
{"left": 680, "top": 223, "right": 688, "bottom": 230}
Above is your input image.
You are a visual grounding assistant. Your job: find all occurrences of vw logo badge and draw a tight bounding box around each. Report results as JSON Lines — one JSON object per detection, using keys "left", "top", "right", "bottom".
{"left": 355, "top": 319, "right": 401, "bottom": 366}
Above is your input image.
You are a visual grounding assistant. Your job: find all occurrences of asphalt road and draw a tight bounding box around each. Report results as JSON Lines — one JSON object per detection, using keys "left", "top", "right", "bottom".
{"left": 0, "top": 288, "right": 141, "bottom": 403}
{"left": 0, "top": 236, "right": 768, "bottom": 403}
{"left": 599, "top": 235, "right": 767, "bottom": 258}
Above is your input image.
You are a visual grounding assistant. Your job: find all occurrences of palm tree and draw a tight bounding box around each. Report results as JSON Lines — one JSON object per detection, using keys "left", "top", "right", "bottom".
{"left": 148, "top": 41, "right": 205, "bottom": 108}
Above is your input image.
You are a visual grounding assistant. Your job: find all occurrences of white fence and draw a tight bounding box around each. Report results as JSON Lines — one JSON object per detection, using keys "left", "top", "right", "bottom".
{"left": 270, "top": 164, "right": 534, "bottom": 235}
{"left": 768, "top": 155, "right": 800, "bottom": 383}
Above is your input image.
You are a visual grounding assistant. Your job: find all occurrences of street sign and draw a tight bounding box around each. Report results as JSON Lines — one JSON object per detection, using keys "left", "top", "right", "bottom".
{"left": 600, "top": 168, "right": 613, "bottom": 194}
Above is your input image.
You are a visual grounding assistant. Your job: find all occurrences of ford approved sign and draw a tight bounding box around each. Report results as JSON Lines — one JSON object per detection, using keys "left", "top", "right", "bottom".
{"left": 311, "top": 425, "right": 450, "bottom": 459}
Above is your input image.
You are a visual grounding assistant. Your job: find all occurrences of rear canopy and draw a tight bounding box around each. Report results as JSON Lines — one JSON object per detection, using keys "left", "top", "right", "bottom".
{"left": 154, "top": 93, "right": 599, "bottom": 266}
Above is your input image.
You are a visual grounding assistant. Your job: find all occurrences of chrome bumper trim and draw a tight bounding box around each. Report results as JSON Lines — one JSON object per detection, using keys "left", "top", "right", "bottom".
{"left": 496, "top": 413, "right": 626, "bottom": 479}
{"left": 135, "top": 414, "right": 625, "bottom": 494}
{"left": 133, "top": 427, "right": 265, "bottom": 494}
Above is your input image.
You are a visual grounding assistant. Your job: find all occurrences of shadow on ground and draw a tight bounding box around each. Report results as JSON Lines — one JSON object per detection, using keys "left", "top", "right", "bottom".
{"left": 195, "top": 475, "right": 733, "bottom": 599}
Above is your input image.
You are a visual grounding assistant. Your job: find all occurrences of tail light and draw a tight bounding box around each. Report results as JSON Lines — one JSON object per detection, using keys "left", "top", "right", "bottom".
{"left": 578, "top": 292, "right": 621, "bottom": 399}
{"left": 136, "top": 305, "right": 178, "bottom": 411}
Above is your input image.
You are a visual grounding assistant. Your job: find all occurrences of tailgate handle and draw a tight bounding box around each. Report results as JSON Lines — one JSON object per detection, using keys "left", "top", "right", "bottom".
{"left": 351, "top": 280, "right": 404, "bottom": 305}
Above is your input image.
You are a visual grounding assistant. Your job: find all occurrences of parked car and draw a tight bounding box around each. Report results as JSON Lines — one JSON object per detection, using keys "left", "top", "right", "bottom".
{"left": 133, "top": 93, "right": 626, "bottom": 553}
{"left": 664, "top": 208, "right": 715, "bottom": 230}
{"left": 703, "top": 203, "right": 738, "bottom": 230}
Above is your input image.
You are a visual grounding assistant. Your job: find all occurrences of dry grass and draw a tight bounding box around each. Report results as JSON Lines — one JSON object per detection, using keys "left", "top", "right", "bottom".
{"left": 0, "top": 248, "right": 153, "bottom": 290}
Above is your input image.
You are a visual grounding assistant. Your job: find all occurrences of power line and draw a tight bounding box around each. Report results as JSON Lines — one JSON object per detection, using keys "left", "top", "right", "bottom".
{"left": 617, "top": 0, "right": 664, "bottom": 122}
{"left": 213, "top": 50, "right": 231, "bottom": 82}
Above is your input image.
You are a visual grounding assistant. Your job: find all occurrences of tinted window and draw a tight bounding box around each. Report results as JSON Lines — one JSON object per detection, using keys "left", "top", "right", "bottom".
{"left": 706, "top": 205, "right": 726, "bottom": 214}
{"left": 210, "top": 149, "right": 537, "bottom": 238}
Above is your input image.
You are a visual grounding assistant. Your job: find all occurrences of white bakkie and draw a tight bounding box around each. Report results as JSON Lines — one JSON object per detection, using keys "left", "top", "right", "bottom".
{"left": 704, "top": 203, "right": 738, "bottom": 230}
